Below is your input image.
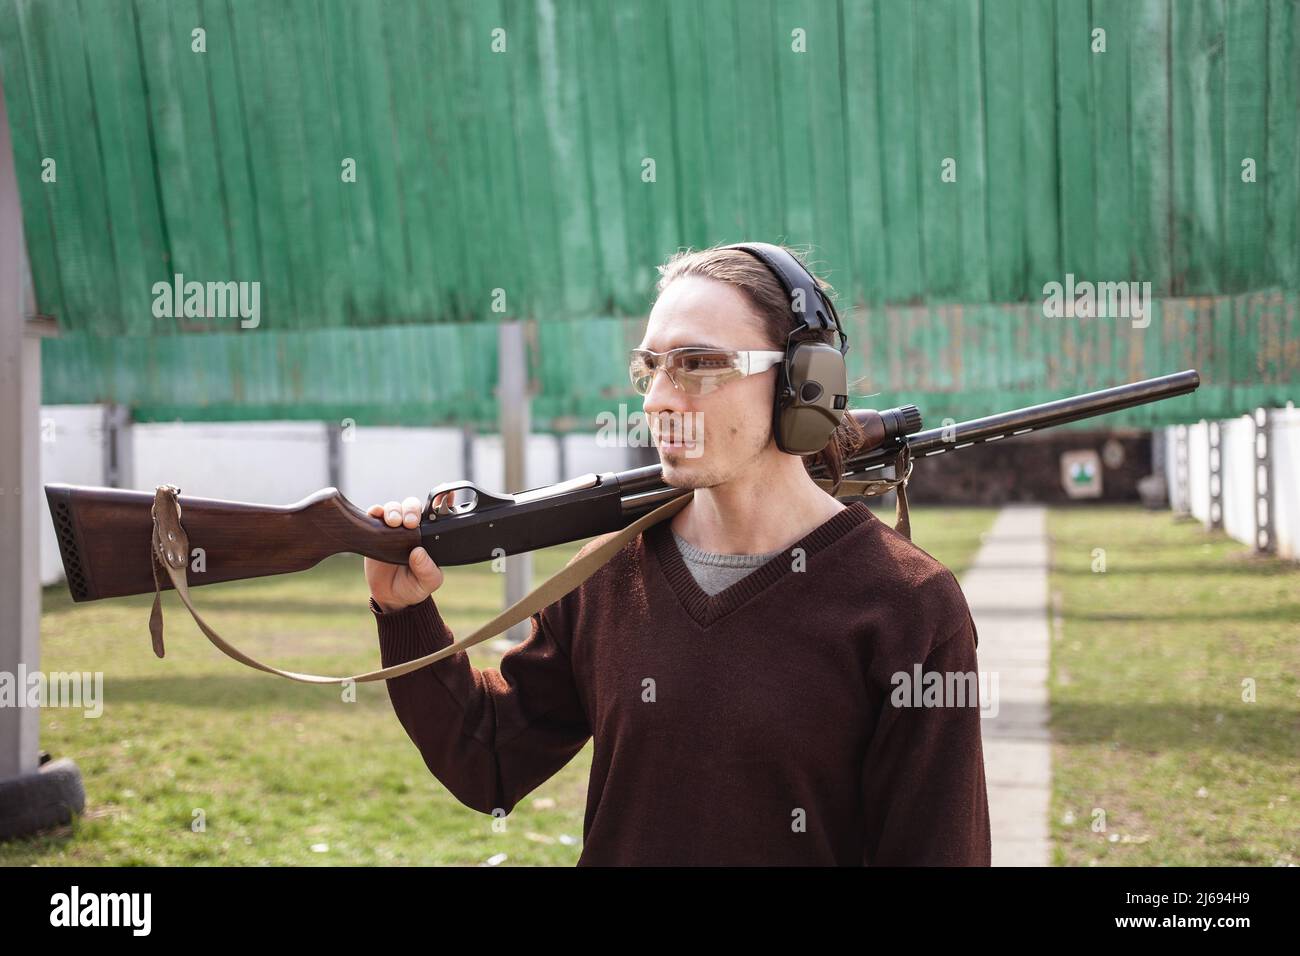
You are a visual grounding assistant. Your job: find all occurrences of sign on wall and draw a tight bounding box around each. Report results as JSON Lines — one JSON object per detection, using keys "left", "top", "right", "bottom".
{"left": 1061, "top": 450, "right": 1103, "bottom": 499}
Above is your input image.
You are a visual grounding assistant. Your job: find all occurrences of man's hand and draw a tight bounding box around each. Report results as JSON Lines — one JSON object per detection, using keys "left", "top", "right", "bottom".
{"left": 364, "top": 496, "right": 444, "bottom": 613}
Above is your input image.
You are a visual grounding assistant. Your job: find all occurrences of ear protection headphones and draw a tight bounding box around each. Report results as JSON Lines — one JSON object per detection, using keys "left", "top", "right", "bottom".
{"left": 719, "top": 242, "right": 850, "bottom": 456}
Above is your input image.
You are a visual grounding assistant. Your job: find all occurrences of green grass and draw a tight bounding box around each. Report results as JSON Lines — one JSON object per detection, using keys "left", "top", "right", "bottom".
{"left": 1047, "top": 507, "right": 1300, "bottom": 866}
{"left": 2, "top": 504, "right": 994, "bottom": 866}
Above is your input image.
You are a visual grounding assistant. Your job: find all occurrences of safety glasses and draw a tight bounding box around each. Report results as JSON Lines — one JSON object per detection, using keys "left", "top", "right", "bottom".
{"left": 629, "top": 347, "right": 784, "bottom": 396}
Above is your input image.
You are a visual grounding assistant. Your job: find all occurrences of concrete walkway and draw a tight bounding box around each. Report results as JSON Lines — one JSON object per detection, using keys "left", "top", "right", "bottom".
{"left": 960, "top": 505, "right": 1052, "bottom": 866}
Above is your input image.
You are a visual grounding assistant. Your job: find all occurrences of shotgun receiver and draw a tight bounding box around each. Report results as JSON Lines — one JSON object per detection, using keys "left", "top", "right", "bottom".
{"left": 45, "top": 370, "right": 1199, "bottom": 604}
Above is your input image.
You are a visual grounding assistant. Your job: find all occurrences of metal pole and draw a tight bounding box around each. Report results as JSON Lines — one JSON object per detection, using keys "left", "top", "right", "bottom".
{"left": 498, "top": 320, "right": 532, "bottom": 643}
{"left": 326, "top": 420, "right": 342, "bottom": 490}
{"left": 462, "top": 424, "right": 476, "bottom": 484}
{"left": 103, "top": 403, "right": 134, "bottom": 488}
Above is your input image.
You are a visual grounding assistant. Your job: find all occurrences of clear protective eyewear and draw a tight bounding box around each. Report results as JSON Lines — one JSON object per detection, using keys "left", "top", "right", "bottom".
{"left": 629, "top": 347, "right": 785, "bottom": 396}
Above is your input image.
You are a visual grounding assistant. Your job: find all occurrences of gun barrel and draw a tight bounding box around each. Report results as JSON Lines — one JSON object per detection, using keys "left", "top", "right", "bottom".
{"left": 845, "top": 368, "right": 1201, "bottom": 476}
{"left": 617, "top": 370, "right": 1200, "bottom": 514}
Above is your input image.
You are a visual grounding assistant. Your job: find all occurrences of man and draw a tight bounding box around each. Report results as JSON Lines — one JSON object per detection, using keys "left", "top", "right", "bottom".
{"left": 365, "top": 242, "right": 992, "bottom": 865}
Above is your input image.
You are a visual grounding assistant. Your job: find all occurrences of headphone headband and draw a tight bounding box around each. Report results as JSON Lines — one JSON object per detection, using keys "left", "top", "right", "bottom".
{"left": 719, "top": 241, "right": 848, "bottom": 352}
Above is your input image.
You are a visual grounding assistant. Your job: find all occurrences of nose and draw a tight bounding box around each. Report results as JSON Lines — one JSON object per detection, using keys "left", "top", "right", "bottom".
{"left": 641, "top": 361, "right": 690, "bottom": 417}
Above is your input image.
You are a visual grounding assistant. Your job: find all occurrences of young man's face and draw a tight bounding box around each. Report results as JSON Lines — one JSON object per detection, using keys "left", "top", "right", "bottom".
{"left": 638, "top": 276, "right": 781, "bottom": 489}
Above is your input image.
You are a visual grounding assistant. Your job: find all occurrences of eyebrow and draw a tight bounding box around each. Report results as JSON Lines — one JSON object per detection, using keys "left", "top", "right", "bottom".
{"left": 636, "top": 342, "right": 728, "bottom": 351}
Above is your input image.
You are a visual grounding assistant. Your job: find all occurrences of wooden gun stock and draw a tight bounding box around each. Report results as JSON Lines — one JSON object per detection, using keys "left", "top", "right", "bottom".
{"left": 45, "top": 484, "right": 417, "bottom": 603}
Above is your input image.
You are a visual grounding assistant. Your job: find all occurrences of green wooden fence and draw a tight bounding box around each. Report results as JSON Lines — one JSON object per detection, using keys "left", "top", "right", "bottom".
{"left": 2, "top": 0, "right": 1297, "bottom": 427}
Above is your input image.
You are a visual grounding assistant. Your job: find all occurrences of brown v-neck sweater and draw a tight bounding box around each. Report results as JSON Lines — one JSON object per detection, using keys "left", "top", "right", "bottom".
{"left": 373, "top": 501, "right": 992, "bottom": 866}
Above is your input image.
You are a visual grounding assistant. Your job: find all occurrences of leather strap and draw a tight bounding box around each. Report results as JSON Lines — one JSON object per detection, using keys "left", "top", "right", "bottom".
{"left": 814, "top": 445, "right": 913, "bottom": 540}
{"left": 147, "top": 452, "right": 913, "bottom": 685}
{"left": 148, "top": 486, "right": 694, "bottom": 685}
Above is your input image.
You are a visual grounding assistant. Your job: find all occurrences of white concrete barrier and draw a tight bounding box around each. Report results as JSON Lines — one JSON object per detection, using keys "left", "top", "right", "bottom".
{"left": 133, "top": 421, "right": 330, "bottom": 503}
{"left": 1163, "top": 406, "right": 1300, "bottom": 561}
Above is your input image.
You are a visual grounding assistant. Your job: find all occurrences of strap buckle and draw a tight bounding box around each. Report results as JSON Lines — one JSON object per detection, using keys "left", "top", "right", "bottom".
{"left": 151, "top": 485, "right": 189, "bottom": 569}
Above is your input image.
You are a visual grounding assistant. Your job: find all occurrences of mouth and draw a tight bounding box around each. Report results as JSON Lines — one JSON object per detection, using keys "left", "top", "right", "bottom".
{"left": 651, "top": 425, "right": 698, "bottom": 451}
{"left": 650, "top": 412, "right": 703, "bottom": 456}
{"left": 655, "top": 437, "right": 698, "bottom": 452}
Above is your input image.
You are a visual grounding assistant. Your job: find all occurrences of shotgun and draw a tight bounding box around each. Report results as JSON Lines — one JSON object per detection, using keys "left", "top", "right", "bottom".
{"left": 45, "top": 369, "right": 1200, "bottom": 606}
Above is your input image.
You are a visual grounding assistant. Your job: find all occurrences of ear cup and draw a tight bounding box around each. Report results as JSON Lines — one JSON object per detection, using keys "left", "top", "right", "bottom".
{"left": 774, "top": 341, "right": 849, "bottom": 455}
{"left": 718, "top": 242, "right": 851, "bottom": 455}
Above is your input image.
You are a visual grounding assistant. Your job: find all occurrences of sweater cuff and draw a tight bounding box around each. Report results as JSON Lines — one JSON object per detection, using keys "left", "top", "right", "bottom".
{"left": 370, "top": 595, "right": 454, "bottom": 667}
